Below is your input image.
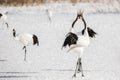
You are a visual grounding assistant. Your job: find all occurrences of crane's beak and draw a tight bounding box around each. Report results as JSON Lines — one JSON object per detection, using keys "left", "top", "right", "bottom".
{"left": 79, "top": 16, "right": 82, "bottom": 19}
{"left": 78, "top": 15, "right": 82, "bottom": 19}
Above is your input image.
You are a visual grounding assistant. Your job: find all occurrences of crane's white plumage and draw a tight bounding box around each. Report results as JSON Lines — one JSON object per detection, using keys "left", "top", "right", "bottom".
{"left": 14, "top": 33, "right": 33, "bottom": 46}
{"left": 13, "top": 29, "right": 39, "bottom": 61}
{"left": 62, "top": 11, "right": 97, "bottom": 77}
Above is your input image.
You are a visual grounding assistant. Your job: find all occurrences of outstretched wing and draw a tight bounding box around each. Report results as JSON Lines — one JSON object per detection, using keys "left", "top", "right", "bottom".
{"left": 62, "top": 32, "right": 78, "bottom": 48}
{"left": 87, "top": 27, "right": 97, "bottom": 38}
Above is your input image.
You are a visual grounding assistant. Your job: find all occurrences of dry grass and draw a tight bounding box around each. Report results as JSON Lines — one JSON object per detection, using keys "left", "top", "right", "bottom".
{"left": 0, "top": 0, "right": 120, "bottom": 6}
{"left": 0, "top": 0, "right": 45, "bottom": 6}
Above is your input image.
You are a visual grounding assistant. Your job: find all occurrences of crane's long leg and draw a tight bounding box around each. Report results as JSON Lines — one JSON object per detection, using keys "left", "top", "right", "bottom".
{"left": 73, "top": 59, "right": 79, "bottom": 77}
{"left": 23, "top": 46, "right": 27, "bottom": 61}
{"left": 79, "top": 58, "right": 84, "bottom": 77}
{"left": 73, "top": 58, "right": 84, "bottom": 77}
{"left": 78, "top": 58, "right": 81, "bottom": 73}
{"left": 48, "top": 17, "right": 51, "bottom": 22}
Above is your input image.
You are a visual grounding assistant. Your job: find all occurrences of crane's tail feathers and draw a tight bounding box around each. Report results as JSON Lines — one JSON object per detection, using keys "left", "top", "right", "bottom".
{"left": 87, "top": 27, "right": 97, "bottom": 38}
{"left": 33, "top": 35, "right": 39, "bottom": 46}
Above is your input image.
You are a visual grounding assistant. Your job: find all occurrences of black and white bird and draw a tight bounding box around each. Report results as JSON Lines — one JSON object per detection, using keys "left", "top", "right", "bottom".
{"left": 62, "top": 11, "right": 97, "bottom": 77}
{"left": 0, "top": 13, "right": 9, "bottom": 28}
{"left": 12, "top": 29, "right": 39, "bottom": 61}
{"left": 46, "top": 9, "right": 52, "bottom": 22}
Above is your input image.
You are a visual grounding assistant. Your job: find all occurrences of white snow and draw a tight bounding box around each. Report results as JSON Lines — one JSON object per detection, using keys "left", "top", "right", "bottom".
{"left": 0, "top": 3, "right": 120, "bottom": 80}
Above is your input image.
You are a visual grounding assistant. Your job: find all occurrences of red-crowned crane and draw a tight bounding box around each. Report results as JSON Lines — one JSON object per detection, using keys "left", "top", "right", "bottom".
{"left": 12, "top": 29, "right": 39, "bottom": 61}
{"left": 46, "top": 9, "right": 52, "bottom": 22}
{"left": 62, "top": 11, "right": 97, "bottom": 77}
{"left": 0, "top": 13, "right": 9, "bottom": 28}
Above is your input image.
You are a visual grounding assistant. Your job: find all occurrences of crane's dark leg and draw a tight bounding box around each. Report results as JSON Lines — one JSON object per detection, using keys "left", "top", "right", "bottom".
{"left": 48, "top": 17, "right": 51, "bottom": 22}
{"left": 78, "top": 58, "right": 81, "bottom": 73}
{"left": 73, "top": 58, "right": 84, "bottom": 78}
{"left": 73, "top": 59, "right": 79, "bottom": 77}
{"left": 78, "top": 58, "right": 84, "bottom": 77}
{"left": 23, "top": 46, "right": 27, "bottom": 61}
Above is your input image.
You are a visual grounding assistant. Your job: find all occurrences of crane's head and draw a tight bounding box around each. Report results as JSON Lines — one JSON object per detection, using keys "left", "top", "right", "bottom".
{"left": 77, "top": 10, "right": 84, "bottom": 19}
{"left": 13, "top": 29, "right": 15, "bottom": 32}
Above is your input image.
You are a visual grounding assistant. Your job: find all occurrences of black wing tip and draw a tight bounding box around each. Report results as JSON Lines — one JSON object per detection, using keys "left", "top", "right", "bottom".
{"left": 62, "top": 32, "right": 78, "bottom": 49}
{"left": 33, "top": 34, "right": 39, "bottom": 46}
{"left": 87, "top": 27, "right": 97, "bottom": 38}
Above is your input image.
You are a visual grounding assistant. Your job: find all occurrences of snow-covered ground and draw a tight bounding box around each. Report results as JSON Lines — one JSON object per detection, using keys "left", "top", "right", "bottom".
{"left": 0, "top": 3, "right": 120, "bottom": 80}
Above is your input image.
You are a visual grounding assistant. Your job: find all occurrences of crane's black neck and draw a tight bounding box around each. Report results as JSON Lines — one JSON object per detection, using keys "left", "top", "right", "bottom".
{"left": 72, "top": 15, "right": 79, "bottom": 28}
{"left": 13, "top": 29, "right": 16, "bottom": 37}
{"left": 82, "top": 17, "right": 87, "bottom": 35}
{"left": 71, "top": 14, "right": 87, "bottom": 35}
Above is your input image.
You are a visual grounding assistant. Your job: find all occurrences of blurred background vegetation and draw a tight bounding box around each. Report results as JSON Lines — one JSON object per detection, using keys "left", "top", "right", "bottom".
{"left": 0, "top": 0, "right": 119, "bottom": 6}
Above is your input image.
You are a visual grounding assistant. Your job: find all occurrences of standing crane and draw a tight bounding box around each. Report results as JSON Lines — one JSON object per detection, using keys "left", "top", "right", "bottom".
{"left": 46, "top": 9, "right": 52, "bottom": 22}
{"left": 0, "top": 13, "right": 9, "bottom": 28}
{"left": 62, "top": 11, "right": 97, "bottom": 77}
{"left": 12, "top": 29, "right": 39, "bottom": 61}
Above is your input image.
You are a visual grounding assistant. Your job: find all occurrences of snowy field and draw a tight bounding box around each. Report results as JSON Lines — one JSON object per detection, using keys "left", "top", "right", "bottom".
{"left": 0, "top": 3, "right": 120, "bottom": 80}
